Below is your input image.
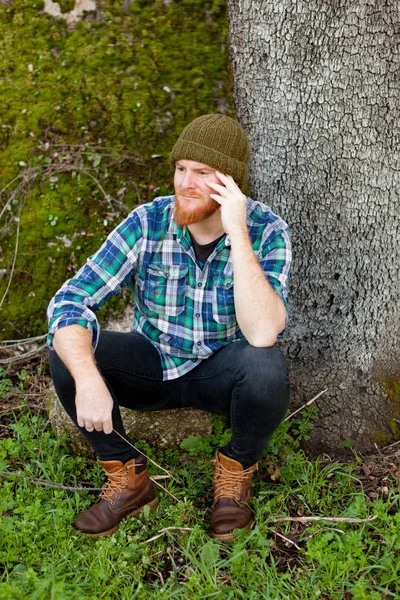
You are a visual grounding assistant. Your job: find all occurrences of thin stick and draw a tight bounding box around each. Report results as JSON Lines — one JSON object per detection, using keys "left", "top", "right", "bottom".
{"left": 380, "top": 439, "right": 400, "bottom": 452}
{"left": 1, "top": 334, "right": 47, "bottom": 345}
{"left": 0, "top": 344, "right": 47, "bottom": 366}
{"left": 284, "top": 389, "right": 328, "bottom": 422}
{"left": 145, "top": 527, "right": 193, "bottom": 543}
{"left": 0, "top": 471, "right": 102, "bottom": 491}
{"left": 0, "top": 200, "right": 22, "bottom": 310}
{"left": 272, "top": 530, "right": 301, "bottom": 551}
{"left": 373, "top": 442, "right": 384, "bottom": 457}
{"left": 0, "top": 176, "right": 26, "bottom": 218}
{"left": 152, "top": 479, "right": 181, "bottom": 503}
{"left": 154, "top": 567, "right": 165, "bottom": 586}
{"left": 72, "top": 167, "right": 118, "bottom": 205}
{"left": 112, "top": 429, "right": 180, "bottom": 483}
{"left": 0, "top": 470, "right": 169, "bottom": 491}
{"left": 269, "top": 515, "right": 377, "bottom": 524}
{"left": 0, "top": 77, "right": 22, "bottom": 91}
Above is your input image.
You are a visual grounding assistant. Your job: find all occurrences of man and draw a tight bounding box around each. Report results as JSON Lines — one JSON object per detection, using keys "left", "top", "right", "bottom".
{"left": 48, "top": 114, "right": 291, "bottom": 542}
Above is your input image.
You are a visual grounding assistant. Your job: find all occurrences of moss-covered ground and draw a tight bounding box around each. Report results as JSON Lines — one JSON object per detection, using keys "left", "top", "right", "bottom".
{"left": 0, "top": 0, "right": 231, "bottom": 340}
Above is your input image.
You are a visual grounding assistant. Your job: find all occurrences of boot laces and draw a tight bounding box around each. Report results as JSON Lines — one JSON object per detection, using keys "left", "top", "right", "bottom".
{"left": 214, "top": 462, "right": 257, "bottom": 502}
{"left": 99, "top": 466, "right": 130, "bottom": 504}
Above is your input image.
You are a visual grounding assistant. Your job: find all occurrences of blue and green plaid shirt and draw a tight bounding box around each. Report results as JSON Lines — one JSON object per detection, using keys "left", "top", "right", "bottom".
{"left": 47, "top": 196, "right": 291, "bottom": 380}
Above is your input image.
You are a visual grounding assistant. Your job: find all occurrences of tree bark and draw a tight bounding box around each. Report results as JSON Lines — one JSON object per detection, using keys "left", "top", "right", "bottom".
{"left": 228, "top": 0, "right": 400, "bottom": 453}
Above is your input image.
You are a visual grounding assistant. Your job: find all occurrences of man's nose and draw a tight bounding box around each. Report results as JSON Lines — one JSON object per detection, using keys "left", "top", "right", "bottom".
{"left": 181, "top": 170, "right": 196, "bottom": 189}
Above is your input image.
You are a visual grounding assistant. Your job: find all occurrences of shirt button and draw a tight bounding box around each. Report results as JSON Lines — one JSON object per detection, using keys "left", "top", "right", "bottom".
{"left": 195, "top": 313, "right": 200, "bottom": 318}
{"left": 197, "top": 341, "right": 202, "bottom": 346}
{"left": 197, "top": 282, "right": 202, "bottom": 287}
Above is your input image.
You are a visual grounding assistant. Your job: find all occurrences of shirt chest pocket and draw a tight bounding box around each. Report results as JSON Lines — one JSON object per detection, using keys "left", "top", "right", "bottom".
{"left": 212, "top": 275, "right": 236, "bottom": 324}
{"left": 142, "top": 265, "right": 188, "bottom": 317}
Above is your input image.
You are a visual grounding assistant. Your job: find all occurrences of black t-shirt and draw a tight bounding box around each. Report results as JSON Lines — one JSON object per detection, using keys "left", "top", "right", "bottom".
{"left": 189, "top": 232, "right": 225, "bottom": 266}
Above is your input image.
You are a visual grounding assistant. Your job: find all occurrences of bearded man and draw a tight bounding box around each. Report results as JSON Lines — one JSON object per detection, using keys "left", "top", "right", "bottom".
{"left": 47, "top": 114, "right": 291, "bottom": 542}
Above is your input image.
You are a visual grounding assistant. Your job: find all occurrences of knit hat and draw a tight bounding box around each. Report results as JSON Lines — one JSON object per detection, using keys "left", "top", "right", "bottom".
{"left": 169, "top": 114, "right": 250, "bottom": 189}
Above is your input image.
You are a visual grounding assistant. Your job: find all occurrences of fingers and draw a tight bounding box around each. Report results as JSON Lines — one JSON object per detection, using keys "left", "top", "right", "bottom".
{"left": 215, "top": 171, "right": 240, "bottom": 192}
{"left": 206, "top": 179, "right": 232, "bottom": 195}
{"left": 206, "top": 173, "right": 244, "bottom": 201}
{"left": 78, "top": 417, "right": 113, "bottom": 434}
{"left": 103, "top": 418, "right": 113, "bottom": 435}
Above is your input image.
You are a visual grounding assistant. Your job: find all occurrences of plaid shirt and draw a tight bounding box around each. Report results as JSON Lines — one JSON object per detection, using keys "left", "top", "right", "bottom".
{"left": 47, "top": 196, "right": 291, "bottom": 380}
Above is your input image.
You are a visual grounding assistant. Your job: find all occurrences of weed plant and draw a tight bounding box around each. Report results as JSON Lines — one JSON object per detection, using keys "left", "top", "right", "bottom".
{"left": 0, "top": 368, "right": 399, "bottom": 599}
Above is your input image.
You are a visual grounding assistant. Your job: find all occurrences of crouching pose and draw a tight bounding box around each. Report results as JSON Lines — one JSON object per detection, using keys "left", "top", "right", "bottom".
{"left": 48, "top": 114, "right": 291, "bottom": 541}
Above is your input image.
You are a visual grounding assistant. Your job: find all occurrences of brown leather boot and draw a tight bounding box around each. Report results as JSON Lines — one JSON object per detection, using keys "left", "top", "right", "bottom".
{"left": 74, "top": 456, "right": 157, "bottom": 537}
{"left": 211, "top": 452, "right": 258, "bottom": 542}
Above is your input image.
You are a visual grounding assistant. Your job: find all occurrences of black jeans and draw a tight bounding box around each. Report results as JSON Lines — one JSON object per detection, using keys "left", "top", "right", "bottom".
{"left": 49, "top": 331, "right": 290, "bottom": 469}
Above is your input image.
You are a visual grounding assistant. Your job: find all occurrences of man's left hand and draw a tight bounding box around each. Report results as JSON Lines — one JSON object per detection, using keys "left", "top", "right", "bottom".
{"left": 207, "top": 172, "right": 247, "bottom": 237}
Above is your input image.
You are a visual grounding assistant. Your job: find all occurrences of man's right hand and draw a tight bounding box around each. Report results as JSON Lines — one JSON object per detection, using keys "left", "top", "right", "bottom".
{"left": 53, "top": 325, "right": 114, "bottom": 435}
{"left": 75, "top": 375, "right": 114, "bottom": 435}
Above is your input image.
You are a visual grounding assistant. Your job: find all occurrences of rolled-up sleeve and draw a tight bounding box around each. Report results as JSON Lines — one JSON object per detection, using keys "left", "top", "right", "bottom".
{"left": 259, "top": 225, "right": 292, "bottom": 312}
{"left": 47, "top": 210, "right": 144, "bottom": 351}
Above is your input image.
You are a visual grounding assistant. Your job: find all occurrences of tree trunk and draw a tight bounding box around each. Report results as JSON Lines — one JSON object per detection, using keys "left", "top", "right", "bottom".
{"left": 228, "top": 0, "right": 400, "bottom": 453}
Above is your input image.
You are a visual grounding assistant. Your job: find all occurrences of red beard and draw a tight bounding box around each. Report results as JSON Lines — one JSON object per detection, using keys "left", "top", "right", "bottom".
{"left": 174, "top": 190, "right": 219, "bottom": 227}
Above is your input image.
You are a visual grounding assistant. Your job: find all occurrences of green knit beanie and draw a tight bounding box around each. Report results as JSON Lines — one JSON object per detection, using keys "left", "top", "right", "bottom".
{"left": 169, "top": 114, "right": 250, "bottom": 189}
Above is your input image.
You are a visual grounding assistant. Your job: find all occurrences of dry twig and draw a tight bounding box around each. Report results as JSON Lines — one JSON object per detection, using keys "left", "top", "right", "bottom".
{"left": 0, "top": 471, "right": 102, "bottom": 491}
{"left": 272, "top": 530, "right": 302, "bottom": 551}
{"left": 0, "top": 200, "right": 23, "bottom": 310}
{"left": 269, "top": 515, "right": 377, "bottom": 524}
{"left": 0, "top": 344, "right": 47, "bottom": 366}
{"left": 284, "top": 388, "right": 328, "bottom": 422}
{"left": 152, "top": 479, "right": 181, "bottom": 504}
{"left": 0, "top": 470, "right": 170, "bottom": 492}
{"left": 1, "top": 334, "right": 47, "bottom": 346}
{"left": 145, "top": 527, "right": 194, "bottom": 543}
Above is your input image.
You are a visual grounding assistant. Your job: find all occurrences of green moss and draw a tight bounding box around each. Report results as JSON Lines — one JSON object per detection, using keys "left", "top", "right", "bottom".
{"left": 0, "top": 0, "right": 232, "bottom": 340}
{"left": 374, "top": 429, "right": 389, "bottom": 444}
{"left": 381, "top": 378, "right": 400, "bottom": 441}
{"left": 57, "top": 0, "right": 75, "bottom": 13}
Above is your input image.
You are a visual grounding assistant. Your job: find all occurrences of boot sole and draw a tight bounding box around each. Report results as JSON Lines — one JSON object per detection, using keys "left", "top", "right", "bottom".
{"left": 81, "top": 498, "right": 159, "bottom": 538}
{"left": 211, "top": 518, "right": 254, "bottom": 542}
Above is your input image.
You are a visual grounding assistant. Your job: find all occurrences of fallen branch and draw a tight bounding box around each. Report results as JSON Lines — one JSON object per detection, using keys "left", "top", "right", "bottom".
{"left": 0, "top": 344, "right": 48, "bottom": 366}
{"left": 0, "top": 471, "right": 102, "bottom": 491}
{"left": 379, "top": 439, "right": 400, "bottom": 452}
{"left": 145, "top": 527, "right": 194, "bottom": 543}
{"left": 0, "top": 470, "right": 170, "bottom": 492}
{"left": 284, "top": 388, "right": 328, "bottom": 422}
{"left": 269, "top": 515, "right": 377, "bottom": 524}
{"left": 0, "top": 200, "right": 22, "bottom": 310}
{"left": 272, "top": 530, "right": 301, "bottom": 551}
{"left": 1, "top": 334, "right": 47, "bottom": 346}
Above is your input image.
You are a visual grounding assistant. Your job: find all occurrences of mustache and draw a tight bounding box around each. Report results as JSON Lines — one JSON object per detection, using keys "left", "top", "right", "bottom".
{"left": 176, "top": 189, "right": 204, "bottom": 199}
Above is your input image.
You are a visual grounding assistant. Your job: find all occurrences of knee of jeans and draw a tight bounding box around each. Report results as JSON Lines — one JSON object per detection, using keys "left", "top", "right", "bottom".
{"left": 49, "top": 349, "right": 72, "bottom": 385}
{"left": 240, "top": 343, "right": 287, "bottom": 375}
{"left": 239, "top": 344, "right": 289, "bottom": 397}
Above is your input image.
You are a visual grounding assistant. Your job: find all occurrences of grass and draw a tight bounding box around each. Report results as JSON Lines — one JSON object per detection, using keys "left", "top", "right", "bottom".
{"left": 0, "top": 365, "right": 399, "bottom": 599}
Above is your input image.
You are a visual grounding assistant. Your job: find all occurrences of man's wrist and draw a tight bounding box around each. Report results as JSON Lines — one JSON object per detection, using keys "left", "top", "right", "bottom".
{"left": 228, "top": 224, "right": 251, "bottom": 245}
{"left": 74, "top": 364, "right": 102, "bottom": 388}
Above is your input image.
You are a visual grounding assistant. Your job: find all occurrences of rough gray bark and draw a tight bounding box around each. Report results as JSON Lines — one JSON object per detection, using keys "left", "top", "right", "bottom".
{"left": 228, "top": 0, "right": 400, "bottom": 453}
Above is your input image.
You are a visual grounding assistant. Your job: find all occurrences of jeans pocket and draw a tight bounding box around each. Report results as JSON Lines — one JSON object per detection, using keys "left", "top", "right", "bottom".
{"left": 212, "top": 275, "right": 236, "bottom": 324}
